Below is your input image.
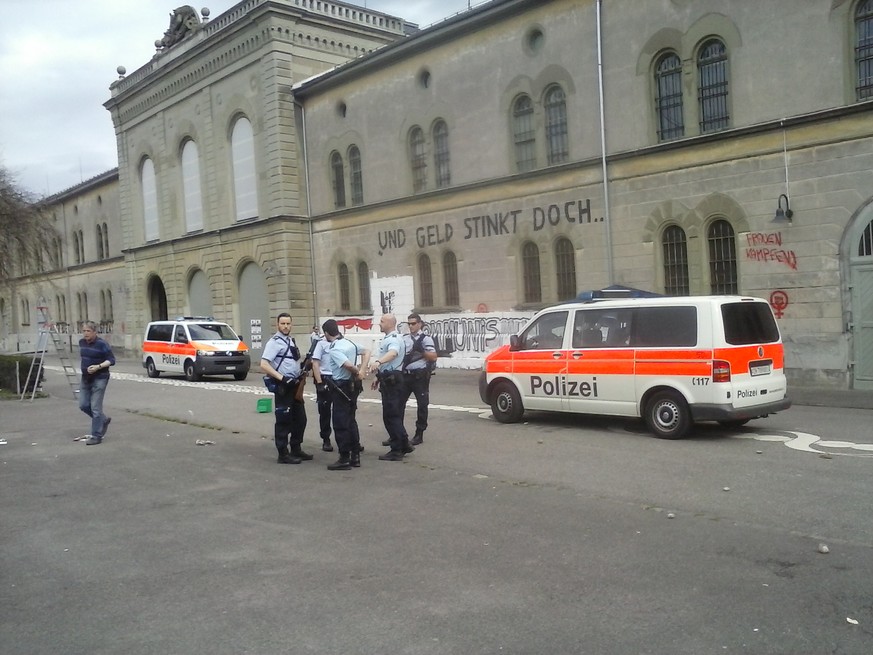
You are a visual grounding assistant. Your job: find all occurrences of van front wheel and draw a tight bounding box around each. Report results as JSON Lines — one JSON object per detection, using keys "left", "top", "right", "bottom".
{"left": 184, "top": 360, "right": 201, "bottom": 382}
{"left": 491, "top": 382, "right": 524, "bottom": 423}
{"left": 645, "top": 391, "right": 690, "bottom": 439}
{"left": 145, "top": 358, "right": 160, "bottom": 378}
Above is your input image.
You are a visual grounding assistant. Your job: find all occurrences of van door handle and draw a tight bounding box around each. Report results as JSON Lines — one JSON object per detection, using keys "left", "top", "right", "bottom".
{"left": 572, "top": 352, "right": 583, "bottom": 359}
{"left": 552, "top": 351, "right": 562, "bottom": 359}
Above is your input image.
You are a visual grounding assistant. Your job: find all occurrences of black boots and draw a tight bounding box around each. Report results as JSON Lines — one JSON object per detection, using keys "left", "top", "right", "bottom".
{"left": 322, "top": 439, "right": 334, "bottom": 452}
{"left": 350, "top": 449, "right": 361, "bottom": 468}
{"left": 278, "top": 451, "right": 302, "bottom": 464}
{"left": 410, "top": 431, "right": 423, "bottom": 446}
{"left": 327, "top": 453, "right": 351, "bottom": 470}
{"left": 290, "top": 446, "right": 314, "bottom": 461}
{"left": 378, "top": 450, "right": 404, "bottom": 461}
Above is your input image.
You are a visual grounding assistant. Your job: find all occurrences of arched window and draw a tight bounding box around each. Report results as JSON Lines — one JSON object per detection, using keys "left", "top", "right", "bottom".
{"left": 181, "top": 139, "right": 204, "bottom": 232}
{"left": 708, "top": 219, "right": 738, "bottom": 294}
{"left": 338, "top": 263, "right": 350, "bottom": 311}
{"left": 858, "top": 220, "right": 873, "bottom": 256}
{"left": 698, "top": 39, "right": 729, "bottom": 133}
{"left": 856, "top": 0, "right": 873, "bottom": 99}
{"left": 418, "top": 254, "right": 434, "bottom": 307}
{"left": 73, "top": 231, "right": 81, "bottom": 265}
{"left": 330, "top": 151, "right": 346, "bottom": 209}
{"left": 433, "top": 120, "right": 451, "bottom": 188}
{"left": 357, "top": 261, "right": 371, "bottom": 311}
{"left": 522, "top": 241, "right": 542, "bottom": 303}
{"left": 349, "top": 146, "right": 363, "bottom": 205}
{"left": 96, "top": 224, "right": 104, "bottom": 260}
{"left": 662, "top": 225, "right": 690, "bottom": 295}
{"left": 443, "top": 251, "right": 459, "bottom": 306}
{"left": 655, "top": 52, "right": 684, "bottom": 141}
{"left": 102, "top": 222, "right": 109, "bottom": 258}
{"left": 141, "top": 157, "right": 159, "bottom": 241}
{"left": 513, "top": 95, "right": 536, "bottom": 172}
{"left": 409, "top": 126, "right": 427, "bottom": 193}
{"left": 230, "top": 116, "right": 257, "bottom": 221}
{"left": 544, "top": 86, "right": 568, "bottom": 165}
{"left": 77, "top": 230, "right": 84, "bottom": 263}
{"left": 106, "top": 289, "right": 114, "bottom": 322}
{"left": 554, "top": 237, "right": 576, "bottom": 300}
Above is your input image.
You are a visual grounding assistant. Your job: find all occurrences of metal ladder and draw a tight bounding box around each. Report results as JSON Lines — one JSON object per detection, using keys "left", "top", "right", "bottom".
{"left": 20, "top": 304, "right": 79, "bottom": 401}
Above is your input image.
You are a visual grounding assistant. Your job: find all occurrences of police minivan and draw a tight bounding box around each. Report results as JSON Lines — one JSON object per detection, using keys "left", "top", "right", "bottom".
{"left": 479, "top": 296, "right": 790, "bottom": 438}
{"left": 142, "top": 317, "right": 251, "bottom": 381}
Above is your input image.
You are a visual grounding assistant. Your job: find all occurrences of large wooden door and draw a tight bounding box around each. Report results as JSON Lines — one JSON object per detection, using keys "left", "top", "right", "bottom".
{"left": 851, "top": 263, "right": 873, "bottom": 389}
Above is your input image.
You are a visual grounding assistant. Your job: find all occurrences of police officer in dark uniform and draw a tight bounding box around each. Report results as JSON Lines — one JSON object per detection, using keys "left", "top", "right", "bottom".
{"left": 311, "top": 333, "right": 335, "bottom": 452}
{"left": 261, "top": 313, "right": 310, "bottom": 464}
{"left": 401, "top": 312, "right": 437, "bottom": 445}
{"left": 368, "top": 313, "right": 413, "bottom": 461}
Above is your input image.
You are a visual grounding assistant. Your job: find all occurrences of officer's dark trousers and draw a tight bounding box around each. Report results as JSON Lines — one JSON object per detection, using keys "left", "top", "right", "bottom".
{"left": 316, "top": 378, "right": 333, "bottom": 440}
{"left": 330, "top": 380, "right": 359, "bottom": 455}
{"left": 380, "top": 376, "right": 409, "bottom": 451}
{"left": 274, "top": 385, "right": 307, "bottom": 454}
{"left": 402, "top": 370, "right": 430, "bottom": 434}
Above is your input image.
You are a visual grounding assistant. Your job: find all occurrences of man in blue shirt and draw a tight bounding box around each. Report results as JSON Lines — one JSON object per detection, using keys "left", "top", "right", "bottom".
{"left": 400, "top": 312, "right": 438, "bottom": 445}
{"left": 367, "top": 313, "right": 413, "bottom": 461}
{"left": 78, "top": 321, "right": 116, "bottom": 445}
{"left": 322, "top": 319, "right": 369, "bottom": 470}
{"left": 311, "top": 333, "right": 335, "bottom": 452}
{"left": 261, "top": 313, "right": 310, "bottom": 464}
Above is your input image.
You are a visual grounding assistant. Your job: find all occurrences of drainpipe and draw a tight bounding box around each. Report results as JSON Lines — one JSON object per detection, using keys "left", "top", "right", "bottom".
{"left": 596, "top": 0, "right": 614, "bottom": 285}
{"left": 297, "top": 98, "right": 318, "bottom": 329}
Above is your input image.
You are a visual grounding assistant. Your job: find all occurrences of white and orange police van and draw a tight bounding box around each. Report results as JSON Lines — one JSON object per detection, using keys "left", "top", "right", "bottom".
{"left": 142, "top": 317, "right": 251, "bottom": 381}
{"left": 479, "top": 295, "right": 790, "bottom": 438}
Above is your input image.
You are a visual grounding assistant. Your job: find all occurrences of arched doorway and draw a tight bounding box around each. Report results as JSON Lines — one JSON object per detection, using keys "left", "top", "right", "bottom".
{"left": 147, "top": 275, "right": 168, "bottom": 321}
{"left": 845, "top": 201, "right": 873, "bottom": 390}
{"left": 238, "top": 262, "right": 269, "bottom": 353}
{"left": 187, "top": 269, "right": 213, "bottom": 318}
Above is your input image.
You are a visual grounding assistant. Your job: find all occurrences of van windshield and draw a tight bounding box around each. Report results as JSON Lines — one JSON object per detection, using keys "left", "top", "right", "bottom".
{"left": 189, "top": 323, "right": 238, "bottom": 340}
{"left": 721, "top": 302, "right": 780, "bottom": 345}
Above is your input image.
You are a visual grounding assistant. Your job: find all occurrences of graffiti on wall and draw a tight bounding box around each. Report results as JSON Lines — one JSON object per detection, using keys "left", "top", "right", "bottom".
{"left": 745, "top": 232, "right": 797, "bottom": 270}
{"left": 377, "top": 197, "right": 602, "bottom": 255}
{"left": 424, "top": 315, "right": 531, "bottom": 356}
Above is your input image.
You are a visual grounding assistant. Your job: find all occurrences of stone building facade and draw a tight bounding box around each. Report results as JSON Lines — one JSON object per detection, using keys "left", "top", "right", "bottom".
{"left": 3, "top": 0, "right": 873, "bottom": 389}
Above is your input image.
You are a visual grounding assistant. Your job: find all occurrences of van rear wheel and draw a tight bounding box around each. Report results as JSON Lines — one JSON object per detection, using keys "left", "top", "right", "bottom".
{"left": 491, "top": 382, "right": 524, "bottom": 423}
{"left": 145, "top": 358, "right": 160, "bottom": 378}
{"left": 184, "top": 360, "right": 201, "bottom": 382}
{"left": 645, "top": 390, "right": 690, "bottom": 439}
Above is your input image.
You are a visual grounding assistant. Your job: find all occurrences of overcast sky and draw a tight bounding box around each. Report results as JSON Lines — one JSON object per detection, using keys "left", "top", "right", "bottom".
{"left": 0, "top": 0, "right": 482, "bottom": 197}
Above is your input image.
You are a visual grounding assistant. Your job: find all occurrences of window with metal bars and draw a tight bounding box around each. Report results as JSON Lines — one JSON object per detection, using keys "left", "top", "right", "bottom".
{"left": 433, "top": 121, "right": 451, "bottom": 188}
{"left": 513, "top": 95, "right": 536, "bottom": 172}
{"left": 443, "top": 251, "right": 459, "bottom": 306}
{"left": 522, "top": 241, "right": 542, "bottom": 303}
{"left": 857, "top": 0, "right": 873, "bottom": 99}
{"left": 555, "top": 237, "right": 576, "bottom": 300}
{"left": 544, "top": 86, "right": 568, "bottom": 165}
{"left": 655, "top": 52, "right": 685, "bottom": 141}
{"left": 859, "top": 221, "right": 873, "bottom": 256}
{"left": 662, "top": 225, "right": 690, "bottom": 295}
{"left": 330, "top": 151, "right": 346, "bottom": 209}
{"left": 338, "top": 263, "right": 350, "bottom": 311}
{"left": 697, "top": 39, "right": 729, "bottom": 133}
{"left": 707, "top": 219, "right": 738, "bottom": 294}
{"left": 409, "top": 127, "right": 427, "bottom": 193}
{"left": 349, "top": 146, "right": 363, "bottom": 206}
{"left": 358, "top": 261, "right": 371, "bottom": 311}
{"left": 418, "top": 254, "right": 434, "bottom": 307}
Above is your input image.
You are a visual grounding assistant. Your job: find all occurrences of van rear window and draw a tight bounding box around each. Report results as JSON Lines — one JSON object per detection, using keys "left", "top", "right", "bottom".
{"left": 721, "top": 302, "right": 780, "bottom": 344}
{"left": 632, "top": 306, "right": 697, "bottom": 347}
{"left": 147, "top": 324, "right": 173, "bottom": 342}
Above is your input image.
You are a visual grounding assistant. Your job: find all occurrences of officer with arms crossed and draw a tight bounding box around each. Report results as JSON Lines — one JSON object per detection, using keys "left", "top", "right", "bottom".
{"left": 368, "top": 313, "right": 413, "bottom": 461}
{"left": 261, "top": 313, "right": 310, "bottom": 465}
{"left": 401, "top": 313, "right": 437, "bottom": 445}
{"left": 322, "top": 319, "right": 369, "bottom": 470}
{"left": 311, "top": 331, "right": 335, "bottom": 452}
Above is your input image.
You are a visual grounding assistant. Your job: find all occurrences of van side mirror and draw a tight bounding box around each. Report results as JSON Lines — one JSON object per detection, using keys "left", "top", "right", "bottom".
{"left": 509, "top": 334, "right": 521, "bottom": 351}
{"left": 239, "top": 335, "right": 244, "bottom": 341}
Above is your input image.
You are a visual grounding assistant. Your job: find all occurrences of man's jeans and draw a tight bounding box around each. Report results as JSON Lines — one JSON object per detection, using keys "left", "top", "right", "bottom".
{"left": 79, "top": 376, "right": 109, "bottom": 437}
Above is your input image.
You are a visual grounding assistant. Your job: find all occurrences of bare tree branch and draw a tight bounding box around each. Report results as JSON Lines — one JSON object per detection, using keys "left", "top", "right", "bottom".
{"left": 0, "top": 166, "right": 55, "bottom": 286}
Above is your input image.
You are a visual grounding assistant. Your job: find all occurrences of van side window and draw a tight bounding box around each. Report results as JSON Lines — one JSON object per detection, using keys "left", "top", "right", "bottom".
{"left": 632, "top": 306, "right": 697, "bottom": 347}
{"left": 174, "top": 325, "right": 187, "bottom": 342}
{"left": 519, "top": 311, "right": 568, "bottom": 350}
{"left": 147, "top": 324, "right": 173, "bottom": 342}
{"left": 721, "top": 302, "right": 779, "bottom": 344}
{"left": 573, "top": 309, "right": 632, "bottom": 348}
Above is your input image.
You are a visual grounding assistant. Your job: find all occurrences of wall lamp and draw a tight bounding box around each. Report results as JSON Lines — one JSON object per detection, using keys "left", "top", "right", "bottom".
{"left": 773, "top": 193, "right": 793, "bottom": 224}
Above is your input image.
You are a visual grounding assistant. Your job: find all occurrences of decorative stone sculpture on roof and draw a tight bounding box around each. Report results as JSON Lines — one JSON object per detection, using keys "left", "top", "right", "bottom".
{"left": 160, "top": 5, "right": 201, "bottom": 49}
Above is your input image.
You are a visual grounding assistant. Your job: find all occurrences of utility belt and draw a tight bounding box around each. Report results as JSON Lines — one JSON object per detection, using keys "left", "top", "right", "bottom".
{"left": 376, "top": 369, "right": 404, "bottom": 389}
{"left": 403, "top": 367, "right": 430, "bottom": 379}
{"left": 263, "top": 375, "right": 299, "bottom": 394}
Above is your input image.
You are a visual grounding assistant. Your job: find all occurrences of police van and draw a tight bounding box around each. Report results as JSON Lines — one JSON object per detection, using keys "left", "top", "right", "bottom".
{"left": 142, "top": 317, "right": 251, "bottom": 381}
{"left": 479, "top": 296, "right": 790, "bottom": 438}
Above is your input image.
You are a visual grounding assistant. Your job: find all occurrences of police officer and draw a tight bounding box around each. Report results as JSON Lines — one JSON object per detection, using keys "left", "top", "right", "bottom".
{"left": 401, "top": 312, "right": 437, "bottom": 445}
{"left": 260, "top": 313, "right": 310, "bottom": 464}
{"left": 311, "top": 332, "right": 335, "bottom": 452}
{"left": 368, "top": 313, "right": 413, "bottom": 461}
{"left": 322, "top": 319, "right": 369, "bottom": 471}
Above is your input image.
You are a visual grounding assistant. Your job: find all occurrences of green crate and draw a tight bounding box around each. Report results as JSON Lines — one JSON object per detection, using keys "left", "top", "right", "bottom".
{"left": 256, "top": 397, "right": 272, "bottom": 413}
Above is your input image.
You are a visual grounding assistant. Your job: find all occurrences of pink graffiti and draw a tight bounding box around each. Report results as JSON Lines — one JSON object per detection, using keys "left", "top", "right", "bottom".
{"left": 745, "top": 248, "right": 797, "bottom": 270}
{"left": 746, "top": 232, "right": 783, "bottom": 246}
